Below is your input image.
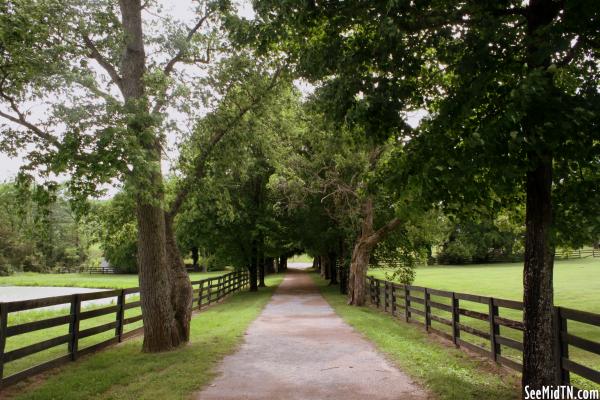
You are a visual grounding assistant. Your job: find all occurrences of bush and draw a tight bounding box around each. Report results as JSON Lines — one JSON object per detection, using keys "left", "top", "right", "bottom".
{"left": 0, "top": 256, "right": 14, "bottom": 276}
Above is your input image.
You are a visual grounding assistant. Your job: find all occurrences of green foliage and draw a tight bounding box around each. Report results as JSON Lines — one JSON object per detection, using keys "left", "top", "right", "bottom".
{"left": 91, "top": 191, "right": 138, "bottom": 273}
{"left": 437, "top": 211, "right": 525, "bottom": 264}
{"left": 0, "top": 181, "right": 89, "bottom": 273}
{"left": 174, "top": 60, "right": 303, "bottom": 267}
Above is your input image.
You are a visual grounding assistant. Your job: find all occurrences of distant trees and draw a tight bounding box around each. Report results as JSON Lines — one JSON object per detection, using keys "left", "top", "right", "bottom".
{"left": 0, "top": 181, "right": 90, "bottom": 275}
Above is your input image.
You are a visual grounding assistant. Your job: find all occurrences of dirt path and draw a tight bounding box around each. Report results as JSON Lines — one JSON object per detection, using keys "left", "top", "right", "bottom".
{"left": 196, "top": 270, "right": 429, "bottom": 400}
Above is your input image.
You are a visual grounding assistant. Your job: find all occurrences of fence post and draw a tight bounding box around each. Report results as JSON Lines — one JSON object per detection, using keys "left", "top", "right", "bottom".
{"left": 207, "top": 279, "right": 212, "bottom": 304}
{"left": 391, "top": 284, "right": 397, "bottom": 317}
{"left": 424, "top": 288, "right": 430, "bottom": 332}
{"left": 404, "top": 286, "right": 410, "bottom": 322}
{"left": 488, "top": 297, "right": 500, "bottom": 361}
{"left": 198, "top": 281, "right": 204, "bottom": 309}
{"left": 115, "top": 290, "right": 125, "bottom": 342}
{"left": 0, "top": 303, "right": 7, "bottom": 383}
{"left": 553, "top": 307, "right": 570, "bottom": 385}
{"left": 376, "top": 280, "right": 381, "bottom": 308}
{"left": 384, "top": 281, "right": 389, "bottom": 313}
{"left": 451, "top": 292, "right": 460, "bottom": 346}
{"left": 68, "top": 294, "right": 81, "bottom": 361}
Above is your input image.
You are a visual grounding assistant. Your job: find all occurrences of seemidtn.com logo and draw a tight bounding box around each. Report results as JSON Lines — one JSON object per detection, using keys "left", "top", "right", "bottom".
{"left": 524, "top": 386, "right": 600, "bottom": 400}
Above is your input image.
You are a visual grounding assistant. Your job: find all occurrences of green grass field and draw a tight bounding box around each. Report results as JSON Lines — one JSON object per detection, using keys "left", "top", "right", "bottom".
{"left": 4, "top": 275, "right": 283, "bottom": 400}
{"left": 369, "top": 257, "right": 600, "bottom": 390}
{"left": 370, "top": 257, "right": 600, "bottom": 312}
{"left": 0, "top": 270, "right": 228, "bottom": 289}
{"left": 0, "top": 269, "right": 233, "bottom": 382}
{"left": 313, "top": 273, "right": 520, "bottom": 400}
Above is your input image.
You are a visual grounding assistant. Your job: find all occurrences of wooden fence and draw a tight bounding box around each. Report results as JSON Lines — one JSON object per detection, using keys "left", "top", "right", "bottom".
{"left": 431, "top": 248, "right": 600, "bottom": 265}
{"left": 0, "top": 270, "right": 249, "bottom": 389}
{"left": 366, "top": 276, "right": 600, "bottom": 389}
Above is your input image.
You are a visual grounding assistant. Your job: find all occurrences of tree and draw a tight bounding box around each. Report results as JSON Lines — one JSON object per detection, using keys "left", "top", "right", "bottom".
{"left": 268, "top": 96, "right": 426, "bottom": 304}
{"left": 173, "top": 70, "right": 297, "bottom": 290}
{"left": 92, "top": 190, "right": 138, "bottom": 273}
{"left": 0, "top": 0, "right": 263, "bottom": 351}
{"left": 242, "top": 0, "right": 443, "bottom": 305}
{"left": 402, "top": 0, "right": 600, "bottom": 391}
{"left": 0, "top": 180, "right": 91, "bottom": 274}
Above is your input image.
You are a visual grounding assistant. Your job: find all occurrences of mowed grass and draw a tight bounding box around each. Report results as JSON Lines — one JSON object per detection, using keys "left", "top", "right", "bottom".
{"left": 4, "top": 274, "right": 283, "bottom": 400}
{"left": 313, "top": 273, "right": 520, "bottom": 400}
{"left": 0, "top": 270, "right": 229, "bottom": 289}
{"left": 369, "top": 257, "right": 600, "bottom": 390}
{"left": 370, "top": 257, "right": 600, "bottom": 312}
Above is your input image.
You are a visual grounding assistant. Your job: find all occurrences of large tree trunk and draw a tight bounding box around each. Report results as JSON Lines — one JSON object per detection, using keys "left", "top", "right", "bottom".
{"left": 521, "top": 0, "right": 561, "bottom": 391}
{"left": 191, "top": 246, "right": 199, "bottom": 271}
{"left": 347, "top": 239, "right": 372, "bottom": 306}
{"left": 119, "top": 0, "right": 188, "bottom": 352}
{"left": 279, "top": 255, "right": 287, "bottom": 272}
{"left": 266, "top": 257, "right": 275, "bottom": 274}
{"left": 136, "top": 202, "right": 180, "bottom": 352}
{"left": 321, "top": 254, "right": 330, "bottom": 279}
{"left": 522, "top": 158, "right": 556, "bottom": 389}
{"left": 347, "top": 197, "right": 401, "bottom": 306}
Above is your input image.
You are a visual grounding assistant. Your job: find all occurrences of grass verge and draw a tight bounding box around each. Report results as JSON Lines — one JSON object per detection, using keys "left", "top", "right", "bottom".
{"left": 312, "top": 273, "right": 520, "bottom": 400}
{"left": 369, "top": 258, "right": 600, "bottom": 390}
{"left": 4, "top": 274, "right": 283, "bottom": 400}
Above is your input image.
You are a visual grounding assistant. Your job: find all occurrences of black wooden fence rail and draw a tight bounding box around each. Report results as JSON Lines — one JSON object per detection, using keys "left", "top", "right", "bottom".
{"left": 366, "top": 276, "right": 600, "bottom": 388}
{"left": 0, "top": 270, "right": 249, "bottom": 389}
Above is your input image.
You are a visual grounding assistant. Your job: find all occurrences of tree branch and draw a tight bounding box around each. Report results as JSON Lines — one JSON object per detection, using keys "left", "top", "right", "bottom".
{"left": 366, "top": 218, "right": 402, "bottom": 247}
{"left": 82, "top": 35, "right": 123, "bottom": 91}
{"left": 0, "top": 91, "right": 61, "bottom": 148}
{"left": 163, "top": 10, "right": 215, "bottom": 76}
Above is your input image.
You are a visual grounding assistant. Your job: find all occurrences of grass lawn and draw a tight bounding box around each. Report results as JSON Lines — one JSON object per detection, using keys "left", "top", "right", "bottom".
{"left": 0, "top": 270, "right": 229, "bottom": 289}
{"left": 369, "top": 257, "right": 600, "bottom": 390}
{"left": 370, "top": 257, "right": 600, "bottom": 312}
{"left": 4, "top": 274, "right": 283, "bottom": 400}
{"left": 313, "top": 273, "right": 520, "bottom": 400}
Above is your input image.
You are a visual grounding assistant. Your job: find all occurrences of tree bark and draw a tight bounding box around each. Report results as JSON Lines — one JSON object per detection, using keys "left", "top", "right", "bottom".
{"left": 118, "top": 0, "right": 191, "bottom": 352}
{"left": 521, "top": 0, "right": 561, "bottom": 391}
{"left": 266, "top": 257, "right": 275, "bottom": 274}
{"left": 164, "top": 214, "right": 193, "bottom": 343}
{"left": 258, "top": 241, "right": 266, "bottom": 287}
{"left": 191, "top": 246, "right": 199, "bottom": 270}
{"left": 522, "top": 158, "right": 555, "bottom": 390}
{"left": 279, "top": 255, "right": 287, "bottom": 272}
{"left": 328, "top": 250, "right": 338, "bottom": 285}
{"left": 321, "top": 253, "right": 330, "bottom": 279}
{"left": 249, "top": 241, "right": 258, "bottom": 291}
{"left": 347, "top": 197, "right": 401, "bottom": 306}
